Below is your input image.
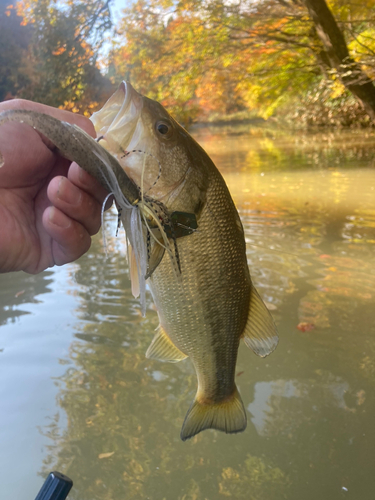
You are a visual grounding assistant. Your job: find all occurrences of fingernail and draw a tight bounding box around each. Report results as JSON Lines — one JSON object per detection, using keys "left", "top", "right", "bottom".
{"left": 58, "top": 177, "right": 82, "bottom": 205}
{"left": 49, "top": 206, "right": 71, "bottom": 228}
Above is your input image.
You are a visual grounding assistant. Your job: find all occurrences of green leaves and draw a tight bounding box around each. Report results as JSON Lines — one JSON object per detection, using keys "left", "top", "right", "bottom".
{"left": 2, "top": 0, "right": 375, "bottom": 124}
{"left": 107, "top": 0, "right": 375, "bottom": 124}
{"left": 1, "top": 0, "right": 114, "bottom": 113}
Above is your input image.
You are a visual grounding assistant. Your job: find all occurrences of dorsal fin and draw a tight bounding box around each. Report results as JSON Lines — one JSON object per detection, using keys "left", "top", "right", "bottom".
{"left": 146, "top": 325, "right": 188, "bottom": 363}
{"left": 242, "top": 286, "right": 279, "bottom": 357}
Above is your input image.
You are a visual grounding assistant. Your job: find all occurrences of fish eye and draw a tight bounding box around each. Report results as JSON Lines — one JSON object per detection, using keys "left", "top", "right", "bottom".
{"left": 156, "top": 120, "right": 173, "bottom": 138}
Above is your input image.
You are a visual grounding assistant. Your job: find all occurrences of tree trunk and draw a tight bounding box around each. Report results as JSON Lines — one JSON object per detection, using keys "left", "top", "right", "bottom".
{"left": 304, "top": 0, "right": 375, "bottom": 121}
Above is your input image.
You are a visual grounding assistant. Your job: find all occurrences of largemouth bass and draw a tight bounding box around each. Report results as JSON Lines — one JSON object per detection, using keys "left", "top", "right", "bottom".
{"left": 0, "top": 83, "right": 278, "bottom": 440}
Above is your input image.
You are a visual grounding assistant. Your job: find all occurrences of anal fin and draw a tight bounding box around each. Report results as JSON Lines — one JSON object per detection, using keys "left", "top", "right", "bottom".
{"left": 146, "top": 325, "right": 188, "bottom": 363}
{"left": 242, "top": 285, "right": 279, "bottom": 357}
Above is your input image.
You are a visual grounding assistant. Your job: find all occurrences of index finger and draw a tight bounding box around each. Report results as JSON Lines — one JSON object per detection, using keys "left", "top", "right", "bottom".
{"left": 0, "top": 99, "right": 96, "bottom": 138}
{"left": 0, "top": 99, "right": 96, "bottom": 186}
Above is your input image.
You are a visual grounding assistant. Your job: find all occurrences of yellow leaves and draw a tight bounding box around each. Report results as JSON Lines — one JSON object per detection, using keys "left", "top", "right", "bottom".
{"left": 61, "top": 101, "right": 81, "bottom": 113}
{"left": 129, "top": 459, "right": 144, "bottom": 475}
{"left": 360, "top": 355, "right": 375, "bottom": 378}
{"left": 221, "top": 467, "right": 240, "bottom": 481}
{"left": 218, "top": 455, "right": 289, "bottom": 498}
{"left": 330, "top": 81, "right": 345, "bottom": 99}
{"left": 356, "top": 389, "right": 366, "bottom": 406}
{"left": 98, "top": 451, "right": 115, "bottom": 459}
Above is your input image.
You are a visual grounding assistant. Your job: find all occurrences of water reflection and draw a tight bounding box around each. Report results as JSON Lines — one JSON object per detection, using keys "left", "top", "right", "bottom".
{"left": 0, "top": 271, "right": 53, "bottom": 326}
{"left": 193, "top": 125, "right": 375, "bottom": 173}
{"left": 39, "top": 126, "right": 375, "bottom": 499}
{"left": 37, "top": 217, "right": 291, "bottom": 500}
{"left": 222, "top": 166, "right": 375, "bottom": 333}
{"left": 248, "top": 374, "right": 363, "bottom": 438}
{"left": 1, "top": 125, "right": 375, "bottom": 499}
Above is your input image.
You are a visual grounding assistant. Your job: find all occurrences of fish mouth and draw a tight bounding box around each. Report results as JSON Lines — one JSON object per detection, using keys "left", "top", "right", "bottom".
{"left": 90, "top": 81, "right": 144, "bottom": 155}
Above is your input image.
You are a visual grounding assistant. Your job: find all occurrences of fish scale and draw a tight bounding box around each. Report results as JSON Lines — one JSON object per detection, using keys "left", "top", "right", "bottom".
{"left": 0, "top": 82, "right": 279, "bottom": 441}
{"left": 149, "top": 167, "right": 252, "bottom": 438}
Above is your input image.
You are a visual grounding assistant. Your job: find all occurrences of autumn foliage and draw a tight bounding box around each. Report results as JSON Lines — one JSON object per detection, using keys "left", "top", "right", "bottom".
{"left": 2, "top": 0, "right": 375, "bottom": 125}
{"left": 0, "top": 0, "right": 114, "bottom": 114}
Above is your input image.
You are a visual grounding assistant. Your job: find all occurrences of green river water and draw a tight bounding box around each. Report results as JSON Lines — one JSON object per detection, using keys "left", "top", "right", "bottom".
{"left": 0, "top": 125, "right": 374, "bottom": 500}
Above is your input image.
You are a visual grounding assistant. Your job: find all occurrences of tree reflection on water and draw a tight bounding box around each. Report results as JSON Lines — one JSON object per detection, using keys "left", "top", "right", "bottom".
{"left": 38, "top": 127, "right": 375, "bottom": 499}
{"left": 0, "top": 271, "right": 53, "bottom": 326}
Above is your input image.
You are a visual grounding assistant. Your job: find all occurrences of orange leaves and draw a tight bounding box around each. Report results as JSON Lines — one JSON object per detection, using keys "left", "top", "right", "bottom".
{"left": 5, "top": 0, "right": 375, "bottom": 123}
{"left": 108, "top": 0, "right": 318, "bottom": 121}
{"left": 52, "top": 46, "right": 66, "bottom": 56}
{"left": 296, "top": 322, "right": 316, "bottom": 332}
{"left": 14, "top": 1, "right": 34, "bottom": 25}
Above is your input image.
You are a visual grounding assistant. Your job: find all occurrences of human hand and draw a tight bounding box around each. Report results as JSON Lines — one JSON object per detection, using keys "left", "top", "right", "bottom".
{"left": 0, "top": 99, "right": 111, "bottom": 274}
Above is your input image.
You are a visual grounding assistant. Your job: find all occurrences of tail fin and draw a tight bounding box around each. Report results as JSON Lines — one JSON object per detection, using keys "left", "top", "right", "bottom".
{"left": 180, "top": 386, "right": 246, "bottom": 441}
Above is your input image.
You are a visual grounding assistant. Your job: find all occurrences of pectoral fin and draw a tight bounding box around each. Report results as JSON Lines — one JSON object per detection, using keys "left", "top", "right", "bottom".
{"left": 242, "top": 286, "right": 279, "bottom": 357}
{"left": 146, "top": 325, "right": 188, "bottom": 363}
